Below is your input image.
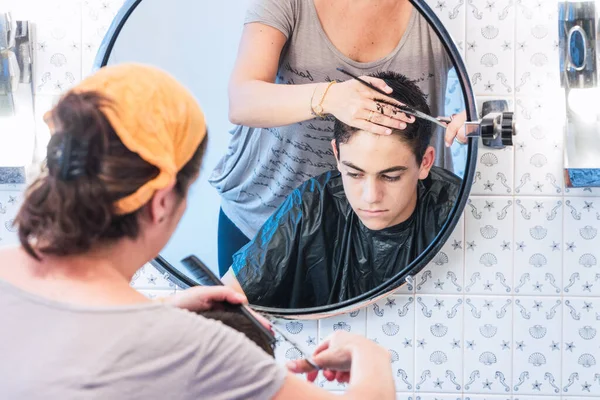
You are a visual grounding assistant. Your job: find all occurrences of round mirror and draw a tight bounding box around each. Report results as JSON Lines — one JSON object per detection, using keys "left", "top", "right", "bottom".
{"left": 96, "top": 0, "right": 477, "bottom": 316}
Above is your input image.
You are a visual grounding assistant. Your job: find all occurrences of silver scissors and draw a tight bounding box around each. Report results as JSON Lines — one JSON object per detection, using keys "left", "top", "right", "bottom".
{"left": 336, "top": 68, "right": 453, "bottom": 129}
{"left": 263, "top": 315, "right": 321, "bottom": 370}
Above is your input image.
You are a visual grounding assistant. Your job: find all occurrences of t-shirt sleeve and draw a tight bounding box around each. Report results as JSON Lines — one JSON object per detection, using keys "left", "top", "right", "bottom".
{"left": 186, "top": 316, "right": 287, "bottom": 400}
{"left": 244, "top": 0, "right": 297, "bottom": 38}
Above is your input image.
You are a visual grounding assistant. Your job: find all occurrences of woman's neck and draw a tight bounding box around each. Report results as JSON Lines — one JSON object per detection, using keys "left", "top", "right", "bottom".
{"left": 0, "top": 240, "right": 151, "bottom": 306}
{"left": 36, "top": 240, "right": 144, "bottom": 281}
{"left": 314, "top": 0, "right": 414, "bottom": 63}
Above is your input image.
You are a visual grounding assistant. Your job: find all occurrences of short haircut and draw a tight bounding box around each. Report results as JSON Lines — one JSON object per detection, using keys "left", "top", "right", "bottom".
{"left": 333, "top": 71, "right": 432, "bottom": 164}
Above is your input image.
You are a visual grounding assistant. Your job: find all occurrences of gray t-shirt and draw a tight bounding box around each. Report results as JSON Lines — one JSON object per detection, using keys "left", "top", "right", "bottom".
{"left": 209, "top": 0, "right": 451, "bottom": 239}
{"left": 0, "top": 279, "right": 286, "bottom": 399}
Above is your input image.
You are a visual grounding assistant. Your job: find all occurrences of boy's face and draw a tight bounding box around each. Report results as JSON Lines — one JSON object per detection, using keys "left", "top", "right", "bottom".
{"left": 332, "top": 131, "right": 434, "bottom": 231}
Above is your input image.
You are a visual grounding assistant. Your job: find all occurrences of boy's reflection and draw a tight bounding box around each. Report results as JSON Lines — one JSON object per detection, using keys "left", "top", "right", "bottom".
{"left": 224, "top": 72, "right": 461, "bottom": 308}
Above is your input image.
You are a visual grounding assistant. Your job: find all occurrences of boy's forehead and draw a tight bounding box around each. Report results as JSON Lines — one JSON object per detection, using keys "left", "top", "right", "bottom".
{"left": 340, "top": 130, "right": 407, "bottom": 152}
{"left": 338, "top": 133, "right": 417, "bottom": 170}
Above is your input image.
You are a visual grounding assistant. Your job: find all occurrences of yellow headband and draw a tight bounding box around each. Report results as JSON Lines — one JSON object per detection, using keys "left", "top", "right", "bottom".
{"left": 47, "top": 63, "right": 207, "bottom": 215}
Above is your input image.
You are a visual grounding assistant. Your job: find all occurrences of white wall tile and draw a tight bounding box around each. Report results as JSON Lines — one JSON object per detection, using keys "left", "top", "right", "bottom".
{"left": 513, "top": 95, "right": 565, "bottom": 195}
{"left": 472, "top": 144, "right": 515, "bottom": 196}
{"left": 513, "top": 198, "right": 563, "bottom": 295}
{"left": 463, "top": 296, "right": 512, "bottom": 395}
{"left": 273, "top": 319, "right": 319, "bottom": 374}
{"left": 318, "top": 309, "right": 367, "bottom": 340}
{"left": 30, "top": 0, "right": 82, "bottom": 94}
{"left": 425, "top": 0, "right": 466, "bottom": 55}
{"left": 367, "top": 295, "right": 416, "bottom": 392}
{"left": 416, "top": 216, "right": 465, "bottom": 294}
{"left": 414, "top": 295, "right": 463, "bottom": 394}
{"left": 317, "top": 310, "right": 367, "bottom": 390}
{"left": 514, "top": 0, "right": 560, "bottom": 96}
{"left": 466, "top": 0, "right": 515, "bottom": 96}
{"left": 416, "top": 394, "right": 462, "bottom": 400}
{"left": 561, "top": 298, "right": 600, "bottom": 396}
{"left": 562, "top": 198, "right": 600, "bottom": 296}
{"left": 81, "top": 0, "right": 125, "bottom": 76}
{"left": 465, "top": 197, "right": 514, "bottom": 295}
{"left": 512, "top": 297, "right": 562, "bottom": 396}
{"left": 130, "top": 263, "right": 177, "bottom": 290}
{"left": 0, "top": 190, "right": 23, "bottom": 247}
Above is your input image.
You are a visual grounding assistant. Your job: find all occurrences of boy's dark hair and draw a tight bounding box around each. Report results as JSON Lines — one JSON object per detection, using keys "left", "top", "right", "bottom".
{"left": 334, "top": 71, "right": 432, "bottom": 164}
{"left": 198, "top": 310, "right": 275, "bottom": 357}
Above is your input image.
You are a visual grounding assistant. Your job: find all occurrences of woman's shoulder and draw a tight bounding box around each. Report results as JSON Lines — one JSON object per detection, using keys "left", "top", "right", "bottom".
{"left": 150, "top": 305, "right": 247, "bottom": 343}
{"left": 156, "top": 306, "right": 287, "bottom": 398}
{"left": 149, "top": 306, "right": 275, "bottom": 362}
{"left": 100, "top": 305, "right": 286, "bottom": 398}
{"left": 245, "top": 0, "right": 303, "bottom": 38}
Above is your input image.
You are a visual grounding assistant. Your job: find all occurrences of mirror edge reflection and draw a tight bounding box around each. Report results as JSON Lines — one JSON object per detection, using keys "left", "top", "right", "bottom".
{"left": 96, "top": 0, "right": 479, "bottom": 318}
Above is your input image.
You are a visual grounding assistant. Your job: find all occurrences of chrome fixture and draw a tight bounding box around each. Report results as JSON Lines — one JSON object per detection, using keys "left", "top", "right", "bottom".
{"left": 0, "top": 11, "right": 34, "bottom": 183}
{"left": 559, "top": 0, "right": 600, "bottom": 187}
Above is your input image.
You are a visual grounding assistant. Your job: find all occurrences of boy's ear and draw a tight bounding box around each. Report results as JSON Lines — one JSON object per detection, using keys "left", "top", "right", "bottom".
{"left": 331, "top": 139, "right": 338, "bottom": 159}
{"left": 418, "top": 146, "right": 435, "bottom": 180}
{"left": 331, "top": 139, "right": 342, "bottom": 171}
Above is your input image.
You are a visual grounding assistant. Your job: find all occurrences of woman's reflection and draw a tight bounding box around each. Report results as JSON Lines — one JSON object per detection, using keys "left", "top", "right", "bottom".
{"left": 209, "top": 0, "right": 466, "bottom": 277}
{"left": 223, "top": 73, "right": 460, "bottom": 308}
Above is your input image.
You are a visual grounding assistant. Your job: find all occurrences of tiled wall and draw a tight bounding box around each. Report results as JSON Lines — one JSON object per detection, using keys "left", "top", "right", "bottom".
{"left": 2, "top": 0, "right": 600, "bottom": 398}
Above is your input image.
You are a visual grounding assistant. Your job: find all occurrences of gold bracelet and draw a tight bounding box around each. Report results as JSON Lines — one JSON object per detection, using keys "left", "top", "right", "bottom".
{"left": 309, "top": 84, "right": 321, "bottom": 116}
{"left": 312, "top": 80, "right": 337, "bottom": 118}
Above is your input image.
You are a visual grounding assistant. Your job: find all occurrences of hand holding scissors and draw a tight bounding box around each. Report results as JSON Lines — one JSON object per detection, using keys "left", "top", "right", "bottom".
{"left": 337, "top": 68, "right": 467, "bottom": 145}
{"left": 179, "top": 255, "right": 321, "bottom": 370}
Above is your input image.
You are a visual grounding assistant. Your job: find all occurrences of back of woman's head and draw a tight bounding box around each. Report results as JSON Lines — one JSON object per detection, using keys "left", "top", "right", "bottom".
{"left": 16, "top": 91, "right": 206, "bottom": 260}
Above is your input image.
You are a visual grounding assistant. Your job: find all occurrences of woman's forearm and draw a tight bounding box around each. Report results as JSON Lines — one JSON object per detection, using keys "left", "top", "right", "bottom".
{"left": 228, "top": 80, "right": 323, "bottom": 128}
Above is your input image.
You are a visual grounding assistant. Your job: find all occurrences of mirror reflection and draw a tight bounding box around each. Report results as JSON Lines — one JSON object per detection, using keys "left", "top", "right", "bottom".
{"left": 102, "top": 0, "right": 469, "bottom": 310}
{"left": 222, "top": 71, "right": 461, "bottom": 308}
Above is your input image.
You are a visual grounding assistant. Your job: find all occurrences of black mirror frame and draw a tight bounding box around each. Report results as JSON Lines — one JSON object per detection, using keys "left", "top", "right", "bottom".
{"left": 95, "top": 0, "right": 479, "bottom": 317}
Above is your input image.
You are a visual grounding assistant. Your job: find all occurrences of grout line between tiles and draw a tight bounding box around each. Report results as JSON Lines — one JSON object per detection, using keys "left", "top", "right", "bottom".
{"left": 412, "top": 266, "right": 417, "bottom": 398}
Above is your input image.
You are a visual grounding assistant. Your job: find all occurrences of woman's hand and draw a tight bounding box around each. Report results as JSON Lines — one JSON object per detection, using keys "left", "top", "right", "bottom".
{"left": 442, "top": 110, "right": 467, "bottom": 147}
{"left": 286, "top": 331, "right": 386, "bottom": 383}
{"left": 321, "top": 76, "right": 415, "bottom": 136}
{"left": 163, "top": 286, "right": 247, "bottom": 312}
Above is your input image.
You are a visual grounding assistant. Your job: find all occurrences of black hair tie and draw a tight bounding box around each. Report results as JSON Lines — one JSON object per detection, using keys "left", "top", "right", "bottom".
{"left": 47, "top": 133, "right": 90, "bottom": 181}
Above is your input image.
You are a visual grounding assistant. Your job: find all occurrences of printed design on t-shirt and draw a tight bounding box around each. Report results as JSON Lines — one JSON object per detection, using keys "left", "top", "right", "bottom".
{"left": 246, "top": 66, "right": 338, "bottom": 209}
{"left": 283, "top": 62, "right": 315, "bottom": 81}
{"left": 243, "top": 63, "right": 441, "bottom": 210}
